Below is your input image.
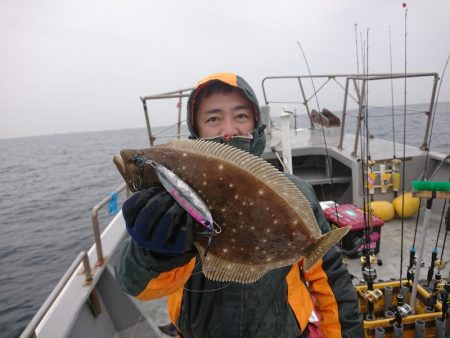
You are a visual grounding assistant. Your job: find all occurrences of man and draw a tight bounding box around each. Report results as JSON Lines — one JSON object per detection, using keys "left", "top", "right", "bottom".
{"left": 115, "top": 72, "right": 364, "bottom": 337}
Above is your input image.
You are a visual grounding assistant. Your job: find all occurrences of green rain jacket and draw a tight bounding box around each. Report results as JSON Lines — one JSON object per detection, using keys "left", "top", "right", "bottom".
{"left": 115, "top": 72, "right": 363, "bottom": 338}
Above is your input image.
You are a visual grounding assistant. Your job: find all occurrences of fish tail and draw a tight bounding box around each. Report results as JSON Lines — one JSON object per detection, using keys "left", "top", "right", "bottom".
{"left": 303, "top": 226, "right": 350, "bottom": 271}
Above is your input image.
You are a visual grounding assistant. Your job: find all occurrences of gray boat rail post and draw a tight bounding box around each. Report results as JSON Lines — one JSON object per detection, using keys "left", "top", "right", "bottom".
{"left": 91, "top": 182, "right": 130, "bottom": 265}
{"left": 19, "top": 251, "right": 93, "bottom": 338}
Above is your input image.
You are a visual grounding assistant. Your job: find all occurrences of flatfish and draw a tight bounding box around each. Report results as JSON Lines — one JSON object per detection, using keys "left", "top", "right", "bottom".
{"left": 113, "top": 139, "right": 349, "bottom": 283}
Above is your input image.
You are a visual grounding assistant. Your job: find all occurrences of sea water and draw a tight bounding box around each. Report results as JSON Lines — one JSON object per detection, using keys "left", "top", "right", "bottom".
{"left": 0, "top": 102, "right": 448, "bottom": 338}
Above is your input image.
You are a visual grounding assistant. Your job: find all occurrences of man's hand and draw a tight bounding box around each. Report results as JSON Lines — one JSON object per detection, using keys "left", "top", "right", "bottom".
{"left": 123, "top": 187, "right": 195, "bottom": 256}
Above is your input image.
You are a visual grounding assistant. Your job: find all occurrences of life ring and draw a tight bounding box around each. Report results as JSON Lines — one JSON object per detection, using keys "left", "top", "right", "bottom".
{"left": 392, "top": 192, "right": 420, "bottom": 218}
{"left": 369, "top": 201, "right": 395, "bottom": 221}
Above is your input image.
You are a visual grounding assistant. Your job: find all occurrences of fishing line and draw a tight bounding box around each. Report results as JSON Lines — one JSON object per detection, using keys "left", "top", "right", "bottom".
{"left": 296, "top": 41, "right": 339, "bottom": 223}
{"left": 422, "top": 54, "right": 450, "bottom": 179}
{"left": 130, "top": 314, "right": 143, "bottom": 338}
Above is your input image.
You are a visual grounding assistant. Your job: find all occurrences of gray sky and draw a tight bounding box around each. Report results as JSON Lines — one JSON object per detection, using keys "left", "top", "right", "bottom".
{"left": 1, "top": 0, "right": 449, "bottom": 139}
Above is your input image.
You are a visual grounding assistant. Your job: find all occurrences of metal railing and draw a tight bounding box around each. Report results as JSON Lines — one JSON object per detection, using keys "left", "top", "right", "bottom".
{"left": 261, "top": 72, "right": 439, "bottom": 156}
{"left": 140, "top": 88, "right": 193, "bottom": 147}
{"left": 20, "top": 183, "right": 130, "bottom": 338}
{"left": 90, "top": 182, "right": 130, "bottom": 265}
{"left": 19, "top": 251, "right": 93, "bottom": 338}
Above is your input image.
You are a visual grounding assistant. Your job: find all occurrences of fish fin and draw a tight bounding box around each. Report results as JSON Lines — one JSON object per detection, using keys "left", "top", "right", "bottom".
{"left": 194, "top": 243, "right": 296, "bottom": 284}
{"left": 303, "top": 226, "right": 350, "bottom": 271}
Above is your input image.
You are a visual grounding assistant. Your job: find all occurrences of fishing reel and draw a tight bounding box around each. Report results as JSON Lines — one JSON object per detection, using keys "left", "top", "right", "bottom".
{"left": 435, "top": 259, "right": 450, "bottom": 271}
{"left": 358, "top": 288, "right": 384, "bottom": 303}
{"left": 360, "top": 253, "right": 382, "bottom": 268}
{"left": 391, "top": 158, "right": 401, "bottom": 172}
{"left": 397, "top": 304, "right": 412, "bottom": 318}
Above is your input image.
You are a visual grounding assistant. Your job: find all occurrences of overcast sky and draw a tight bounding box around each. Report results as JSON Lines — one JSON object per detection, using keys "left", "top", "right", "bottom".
{"left": 1, "top": 0, "right": 449, "bottom": 139}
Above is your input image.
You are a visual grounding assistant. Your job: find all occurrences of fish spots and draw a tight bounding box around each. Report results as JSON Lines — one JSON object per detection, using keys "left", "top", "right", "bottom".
{"left": 218, "top": 164, "right": 224, "bottom": 170}
{"left": 203, "top": 181, "right": 207, "bottom": 186}
{"left": 258, "top": 189, "right": 264, "bottom": 195}
{"left": 234, "top": 194, "right": 239, "bottom": 199}
{"left": 266, "top": 228, "right": 271, "bottom": 233}
{"left": 273, "top": 219, "right": 279, "bottom": 225}
{"left": 229, "top": 183, "right": 235, "bottom": 188}
{"left": 223, "top": 248, "right": 228, "bottom": 253}
{"left": 242, "top": 201, "right": 247, "bottom": 206}
{"left": 182, "top": 153, "right": 187, "bottom": 157}
{"left": 250, "top": 226, "right": 255, "bottom": 230}
{"left": 266, "top": 257, "right": 273, "bottom": 262}
{"left": 232, "top": 228, "right": 237, "bottom": 233}
{"left": 182, "top": 166, "right": 186, "bottom": 170}
{"left": 221, "top": 208, "right": 226, "bottom": 213}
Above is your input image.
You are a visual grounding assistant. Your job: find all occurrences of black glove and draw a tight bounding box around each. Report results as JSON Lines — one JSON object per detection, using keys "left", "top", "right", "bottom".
{"left": 123, "top": 187, "right": 195, "bottom": 256}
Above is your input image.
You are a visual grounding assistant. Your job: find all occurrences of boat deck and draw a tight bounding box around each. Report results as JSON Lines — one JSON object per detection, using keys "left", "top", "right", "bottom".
{"left": 345, "top": 211, "right": 450, "bottom": 286}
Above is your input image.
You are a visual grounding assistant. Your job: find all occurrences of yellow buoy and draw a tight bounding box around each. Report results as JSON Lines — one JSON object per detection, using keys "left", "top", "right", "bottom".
{"left": 368, "top": 201, "right": 395, "bottom": 221}
{"left": 392, "top": 192, "right": 420, "bottom": 218}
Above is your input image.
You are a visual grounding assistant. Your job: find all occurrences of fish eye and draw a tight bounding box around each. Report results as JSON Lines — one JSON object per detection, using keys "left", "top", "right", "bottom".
{"left": 203, "top": 220, "right": 211, "bottom": 227}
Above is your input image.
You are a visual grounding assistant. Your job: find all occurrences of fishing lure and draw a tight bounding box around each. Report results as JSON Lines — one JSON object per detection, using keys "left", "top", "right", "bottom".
{"left": 134, "top": 156, "right": 221, "bottom": 252}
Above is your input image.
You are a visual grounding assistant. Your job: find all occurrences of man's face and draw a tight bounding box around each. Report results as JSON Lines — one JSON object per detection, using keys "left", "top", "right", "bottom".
{"left": 196, "top": 90, "right": 256, "bottom": 139}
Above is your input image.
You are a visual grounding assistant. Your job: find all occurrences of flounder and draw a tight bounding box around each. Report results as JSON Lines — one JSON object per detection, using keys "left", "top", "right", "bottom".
{"left": 113, "top": 139, "right": 349, "bottom": 283}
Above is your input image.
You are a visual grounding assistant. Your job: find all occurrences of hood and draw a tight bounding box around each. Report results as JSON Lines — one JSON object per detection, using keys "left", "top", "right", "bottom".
{"left": 186, "top": 72, "right": 266, "bottom": 156}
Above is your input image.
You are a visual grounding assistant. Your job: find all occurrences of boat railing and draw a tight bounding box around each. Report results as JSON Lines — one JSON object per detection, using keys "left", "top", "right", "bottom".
{"left": 20, "top": 182, "right": 130, "bottom": 338}
{"left": 261, "top": 73, "right": 439, "bottom": 156}
{"left": 91, "top": 182, "right": 130, "bottom": 265}
{"left": 140, "top": 87, "right": 193, "bottom": 147}
{"left": 19, "top": 251, "right": 93, "bottom": 338}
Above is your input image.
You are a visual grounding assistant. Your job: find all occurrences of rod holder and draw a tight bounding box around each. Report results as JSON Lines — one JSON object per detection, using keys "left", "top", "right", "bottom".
{"left": 415, "top": 319, "right": 425, "bottom": 338}
{"left": 374, "top": 327, "right": 385, "bottom": 338}
{"left": 384, "top": 286, "right": 393, "bottom": 312}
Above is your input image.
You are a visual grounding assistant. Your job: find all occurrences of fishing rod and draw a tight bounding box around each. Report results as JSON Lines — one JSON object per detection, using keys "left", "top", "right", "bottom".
{"left": 408, "top": 53, "right": 450, "bottom": 320}
{"left": 388, "top": 26, "right": 402, "bottom": 200}
{"left": 295, "top": 41, "right": 341, "bottom": 218}
{"left": 352, "top": 27, "right": 384, "bottom": 321}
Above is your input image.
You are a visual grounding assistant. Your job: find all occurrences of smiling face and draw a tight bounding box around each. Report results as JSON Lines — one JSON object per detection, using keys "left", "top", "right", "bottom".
{"left": 195, "top": 89, "right": 256, "bottom": 139}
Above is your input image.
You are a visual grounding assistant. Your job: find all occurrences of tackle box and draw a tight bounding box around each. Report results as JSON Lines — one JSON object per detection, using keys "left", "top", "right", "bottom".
{"left": 320, "top": 202, "right": 384, "bottom": 255}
